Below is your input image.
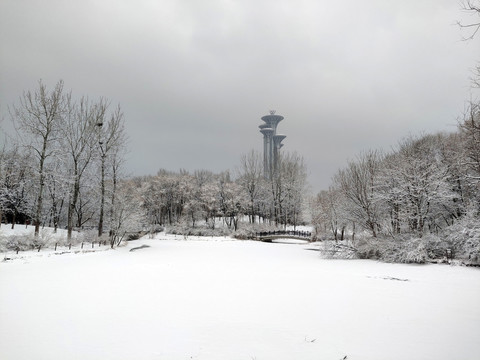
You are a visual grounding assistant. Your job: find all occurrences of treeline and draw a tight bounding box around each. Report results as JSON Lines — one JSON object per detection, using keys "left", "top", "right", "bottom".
{"left": 311, "top": 101, "right": 480, "bottom": 264}
{"left": 0, "top": 80, "right": 127, "bottom": 246}
{"left": 1, "top": 81, "right": 308, "bottom": 246}
{"left": 138, "top": 150, "right": 307, "bottom": 234}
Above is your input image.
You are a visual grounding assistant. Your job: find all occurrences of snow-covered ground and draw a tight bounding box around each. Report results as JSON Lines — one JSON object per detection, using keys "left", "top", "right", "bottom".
{"left": 1, "top": 232, "right": 479, "bottom": 360}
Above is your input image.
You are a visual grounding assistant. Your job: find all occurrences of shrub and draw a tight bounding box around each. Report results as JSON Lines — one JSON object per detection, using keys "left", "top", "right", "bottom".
{"left": 31, "top": 230, "right": 54, "bottom": 251}
{"left": 320, "top": 240, "right": 358, "bottom": 259}
{"left": 330, "top": 235, "right": 430, "bottom": 264}
{"left": 442, "top": 215, "right": 480, "bottom": 264}
{"left": 78, "top": 230, "right": 98, "bottom": 244}
{"left": 4, "top": 234, "right": 33, "bottom": 252}
{"left": 148, "top": 224, "right": 164, "bottom": 234}
{"left": 355, "top": 237, "right": 384, "bottom": 260}
{"left": 384, "top": 237, "right": 428, "bottom": 264}
{"left": 167, "top": 224, "right": 232, "bottom": 237}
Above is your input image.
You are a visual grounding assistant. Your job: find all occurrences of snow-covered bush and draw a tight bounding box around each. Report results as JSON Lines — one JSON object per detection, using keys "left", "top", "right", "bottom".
{"left": 322, "top": 227, "right": 479, "bottom": 265}
{"left": 320, "top": 240, "right": 358, "bottom": 259}
{"left": 148, "top": 224, "right": 164, "bottom": 236}
{"left": 167, "top": 223, "right": 232, "bottom": 237}
{"left": 354, "top": 237, "right": 384, "bottom": 260}
{"left": 230, "top": 226, "right": 253, "bottom": 240}
{"left": 423, "top": 234, "right": 451, "bottom": 261}
{"left": 78, "top": 230, "right": 98, "bottom": 244}
{"left": 442, "top": 214, "right": 480, "bottom": 264}
{"left": 383, "top": 237, "right": 429, "bottom": 264}
{"left": 2, "top": 234, "right": 33, "bottom": 252}
{"left": 350, "top": 235, "right": 430, "bottom": 264}
{"left": 0, "top": 230, "right": 57, "bottom": 252}
{"left": 31, "top": 230, "right": 55, "bottom": 251}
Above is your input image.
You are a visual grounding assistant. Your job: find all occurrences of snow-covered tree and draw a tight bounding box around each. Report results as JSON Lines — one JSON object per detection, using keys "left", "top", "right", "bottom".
{"left": 61, "top": 96, "right": 101, "bottom": 239}
{"left": 377, "top": 135, "right": 456, "bottom": 236}
{"left": 0, "top": 146, "right": 34, "bottom": 228}
{"left": 109, "top": 179, "right": 143, "bottom": 248}
{"left": 44, "top": 162, "right": 68, "bottom": 232}
{"left": 237, "top": 150, "right": 263, "bottom": 224}
{"left": 278, "top": 152, "right": 308, "bottom": 229}
{"left": 459, "top": 101, "right": 480, "bottom": 188}
{"left": 218, "top": 172, "right": 247, "bottom": 231}
{"left": 96, "top": 104, "right": 126, "bottom": 237}
{"left": 11, "top": 80, "right": 69, "bottom": 236}
{"left": 198, "top": 179, "right": 220, "bottom": 229}
{"left": 311, "top": 186, "right": 348, "bottom": 241}
{"left": 334, "top": 150, "right": 383, "bottom": 237}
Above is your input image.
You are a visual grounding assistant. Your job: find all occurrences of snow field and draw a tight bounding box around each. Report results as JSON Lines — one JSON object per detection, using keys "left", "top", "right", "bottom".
{"left": 1, "top": 234, "right": 479, "bottom": 360}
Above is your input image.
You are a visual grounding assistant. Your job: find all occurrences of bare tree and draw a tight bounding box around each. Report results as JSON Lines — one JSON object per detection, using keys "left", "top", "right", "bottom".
{"left": 108, "top": 142, "right": 128, "bottom": 238}
{"left": 44, "top": 166, "right": 67, "bottom": 233}
{"left": 334, "top": 150, "right": 383, "bottom": 237}
{"left": 311, "top": 187, "right": 347, "bottom": 241}
{"left": 378, "top": 135, "right": 454, "bottom": 236}
{"left": 458, "top": 1, "right": 480, "bottom": 87}
{"left": 0, "top": 142, "right": 6, "bottom": 227}
{"left": 199, "top": 179, "right": 220, "bottom": 229}
{"left": 11, "top": 80, "right": 68, "bottom": 236}
{"left": 218, "top": 172, "right": 246, "bottom": 231}
{"left": 61, "top": 97, "right": 101, "bottom": 239}
{"left": 278, "top": 152, "right": 307, "bottom": 229}
{"left": 109, "top": 179, "right": 143, "bottom": 248}
{"left": 237, "top": 150, "right": 263, "bottom": 224}
{"left": 459, "top": 0, "right": 480, "bottom": 40}
{"left": 141, "top": 175, "right": 164, "bottom": 229}
{"left": 459, "top": 101, "right": 480, "bottom": 213}
{"left": 96, "top": 104, "right": 125, "bottom": 237}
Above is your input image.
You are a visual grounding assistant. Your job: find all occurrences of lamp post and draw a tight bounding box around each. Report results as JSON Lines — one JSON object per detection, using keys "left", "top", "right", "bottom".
{"left": 96, "top": 121, "right": 106, "bottom": 238}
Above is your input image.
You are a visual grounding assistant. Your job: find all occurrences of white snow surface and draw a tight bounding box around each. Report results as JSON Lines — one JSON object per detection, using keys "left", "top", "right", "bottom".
{"left": 1, "top": 233, "right": 480, "bottom": 360}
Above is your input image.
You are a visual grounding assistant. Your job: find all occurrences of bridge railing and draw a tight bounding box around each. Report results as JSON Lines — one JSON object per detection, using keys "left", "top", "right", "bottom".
{"left": 256, "top": 230, "right": 312, "bottom": 239}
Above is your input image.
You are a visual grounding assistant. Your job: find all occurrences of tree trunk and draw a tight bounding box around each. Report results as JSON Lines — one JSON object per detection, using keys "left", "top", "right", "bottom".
{"left": 98, "top": 155, "right": 105, "bottom": 237}
{"left": 35, "top": 152, "right": 47, "bottom": 237}
{"left": 68, "top": 174, "right": 80, "bottom": 240}
{"left": 11, "top": 211, "right": 16, "bottom": 229}
{"left": 109, "top": 155, "right": 118, "bottom": 237}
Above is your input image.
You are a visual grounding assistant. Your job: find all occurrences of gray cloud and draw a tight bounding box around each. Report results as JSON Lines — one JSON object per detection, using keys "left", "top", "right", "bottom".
{"left": 1, "top": 0, "right": 478, "bottom": 192}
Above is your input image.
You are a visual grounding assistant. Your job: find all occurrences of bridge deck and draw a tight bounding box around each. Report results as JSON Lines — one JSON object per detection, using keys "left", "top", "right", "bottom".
{"left": 255, "top": 231, "right": 312, "bottom": 242}
{"left": 256, "top": 235, "right": 311, "bottom": 242}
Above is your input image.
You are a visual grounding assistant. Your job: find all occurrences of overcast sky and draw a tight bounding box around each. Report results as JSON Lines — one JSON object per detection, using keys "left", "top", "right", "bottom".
{"left": 1, "top": 0, "right": 479, "bottom": 192}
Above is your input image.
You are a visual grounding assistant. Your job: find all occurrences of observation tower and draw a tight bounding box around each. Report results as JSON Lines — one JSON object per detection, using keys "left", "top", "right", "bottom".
{"left": 259, "top": 110, "right": 286, "bottom": 179}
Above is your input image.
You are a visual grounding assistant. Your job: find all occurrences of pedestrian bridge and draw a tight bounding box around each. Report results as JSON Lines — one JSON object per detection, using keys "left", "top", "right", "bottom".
{"left": 255, "top": 230, "right": 312, "bottom": 242}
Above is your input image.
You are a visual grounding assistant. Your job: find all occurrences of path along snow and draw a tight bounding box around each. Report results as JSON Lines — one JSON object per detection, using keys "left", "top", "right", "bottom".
{"left": 1, "top": 234, "right": 479, "bottom": 360}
